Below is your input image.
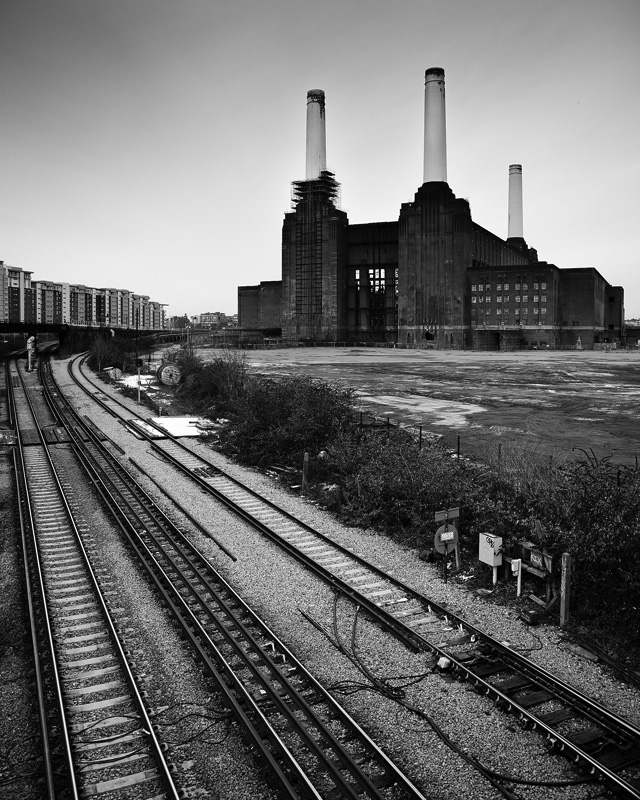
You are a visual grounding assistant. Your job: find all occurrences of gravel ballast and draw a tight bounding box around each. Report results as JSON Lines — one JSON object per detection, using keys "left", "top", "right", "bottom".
{"left": 4, "top": 356, "right": 637, "bottom": 800}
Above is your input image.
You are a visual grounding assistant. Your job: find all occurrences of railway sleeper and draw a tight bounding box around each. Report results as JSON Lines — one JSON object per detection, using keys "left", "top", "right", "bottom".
{"left": 471, "top": 659, "right": 508, "bottom": 678}
{"left": 596, "top": 742, "right": 640, "bottom": 770}
{"left": 491, "top": 675, "right": 533, "bottom": 693}
{"left": 511, "top": 689, "right": 553, "bottom": 708}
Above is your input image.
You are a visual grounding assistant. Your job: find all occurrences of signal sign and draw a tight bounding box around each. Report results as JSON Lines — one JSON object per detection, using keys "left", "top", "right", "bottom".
{"left": 434, "top": 523, "right": 458, "bottom": 555}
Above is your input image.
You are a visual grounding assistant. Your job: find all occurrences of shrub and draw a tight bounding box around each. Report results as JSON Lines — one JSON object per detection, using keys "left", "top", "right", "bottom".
{"left": 174, "top": 349, "right": 248, "bottom": 415}
{"left": 163, "top": 359, "right": 640, "bottom": 662}
{"left": 217, "top": 375, "right": 355, "bottom": 467}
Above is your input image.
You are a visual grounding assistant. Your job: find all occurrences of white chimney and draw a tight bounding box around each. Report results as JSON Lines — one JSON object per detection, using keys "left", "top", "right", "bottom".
{"left": 508, "top": 164, "right": 524, "bottom": 239}
{"left": 305, "top": 90, "right": 326, "bottom": 180}
{"left": 423, "top": 67, "right": 447, "bottom": 183}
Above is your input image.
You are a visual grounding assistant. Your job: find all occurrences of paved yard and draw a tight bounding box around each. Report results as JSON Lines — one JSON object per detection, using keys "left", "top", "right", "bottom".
{"left": 233, "top": 347, "right": 640, "bottom": 465}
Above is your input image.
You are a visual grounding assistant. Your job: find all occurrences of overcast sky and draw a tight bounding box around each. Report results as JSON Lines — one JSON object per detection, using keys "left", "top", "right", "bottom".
{"left": 2, "top": 0, "right": 639, "bottom": 318}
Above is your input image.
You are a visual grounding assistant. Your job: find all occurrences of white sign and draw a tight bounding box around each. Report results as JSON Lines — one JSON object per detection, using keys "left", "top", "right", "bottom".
{"left": 479, "top": 533, "right": 503, "bottom": 566}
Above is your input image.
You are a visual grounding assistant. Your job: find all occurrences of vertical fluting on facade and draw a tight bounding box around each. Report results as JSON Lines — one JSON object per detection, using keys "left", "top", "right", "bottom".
{"left": 398, "top": 67, "right": 469, "bottom": 348}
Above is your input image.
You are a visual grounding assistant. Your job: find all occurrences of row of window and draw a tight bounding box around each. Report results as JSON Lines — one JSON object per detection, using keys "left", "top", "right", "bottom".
{"left": 473, "top": 308, "right": 547, "bottom": 316}
{"left": 472, "top": 295, "right": 547, "bottom": 304}
{"left": 472, "top": 282, "right": 547, "bottom": 292}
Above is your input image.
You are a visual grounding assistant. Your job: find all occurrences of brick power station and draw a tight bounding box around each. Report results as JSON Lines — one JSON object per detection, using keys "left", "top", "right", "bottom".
{"left": 238, "top": 69, "right": 624, "bottom": 349}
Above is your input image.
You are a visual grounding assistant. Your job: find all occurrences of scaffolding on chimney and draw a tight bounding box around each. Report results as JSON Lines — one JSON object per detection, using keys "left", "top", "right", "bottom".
{"left": 291, "top": 171, "right": 341, "bottom": 209}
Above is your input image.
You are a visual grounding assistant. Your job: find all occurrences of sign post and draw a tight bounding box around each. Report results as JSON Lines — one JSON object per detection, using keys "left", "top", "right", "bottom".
{"left": 434, "top": 507, "right": 460, "bottom": 569}
{"left": 511, "top": 558, "right": 522, "bottom": 596}
{"left": 301, "top": 452, "right": 309, "bottom": 496}
{"left": 136, "top": 358, "right": 143, "bottom": 404}
{"left": 26, "top": 335, "right": 35, "bottom": 372}
{"left": 433, "top": 523, "right": 458, "bottom": 584}
{"left": 560, "top": 552, "right": 571, "bottom": 626}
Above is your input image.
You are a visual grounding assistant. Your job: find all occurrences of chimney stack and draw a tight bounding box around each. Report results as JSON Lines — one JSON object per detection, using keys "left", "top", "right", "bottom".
{"left": 507, "top": 164, "right": 524, "bottom": 240}
{"left": 423, "top": 67, "right": 447, "bottom": 184}
{"left": 305, "top": 90, "right": 327, "bottom": 180}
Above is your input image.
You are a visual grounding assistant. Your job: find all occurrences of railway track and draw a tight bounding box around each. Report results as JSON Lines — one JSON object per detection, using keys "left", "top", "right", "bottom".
{"left": 10, "top": 353, "right": 429, "bottom": 799}
{"left": 60, "top": 351, "right": 640, "bottom": 798}
{"left": 8, "top": 357, "right": 180, "bottom": 799}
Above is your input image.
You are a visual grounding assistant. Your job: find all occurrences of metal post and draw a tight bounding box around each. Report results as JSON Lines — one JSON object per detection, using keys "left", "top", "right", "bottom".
{"left": 419, "top": 426, "right": 423, "bottom": 450}
{"left": 560, "top": 552, "right": 571, "bottom": 626}
{"left": 301, "top": 452, "right": 309, "bottom": 496}
{"left": 137, "top": 364, "right": 141, "bottom": 405}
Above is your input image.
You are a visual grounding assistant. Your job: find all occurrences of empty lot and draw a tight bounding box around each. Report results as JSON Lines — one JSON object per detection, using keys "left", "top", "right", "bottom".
{"left": 234, "top": 347, "right": 640, "bottom": 465}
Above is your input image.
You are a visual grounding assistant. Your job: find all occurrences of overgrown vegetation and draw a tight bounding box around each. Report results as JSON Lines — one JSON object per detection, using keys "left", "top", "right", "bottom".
{"left": 86, "top": 334, "right": 155, "bottom": 372}
{"left": 97, "top": 340, "right": 640, "bottom": 665}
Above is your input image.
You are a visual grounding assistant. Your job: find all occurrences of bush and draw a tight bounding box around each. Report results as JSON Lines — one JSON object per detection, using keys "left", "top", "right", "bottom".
{"left": 217, "top": 375, "right": 355, "bottom": 467}
{"left": 87, "top": 335, "right": 155, "bottom": 372}
{"left": 163, "top": 360, "right": 640, "bottom": 663}
{"left": 175, "top": 349, "right": 248, "bottom": 415}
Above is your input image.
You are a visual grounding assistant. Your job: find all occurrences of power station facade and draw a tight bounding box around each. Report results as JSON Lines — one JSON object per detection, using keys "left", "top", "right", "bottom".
{"left": 240, "top": 69, "right": 624, "bottom": 349}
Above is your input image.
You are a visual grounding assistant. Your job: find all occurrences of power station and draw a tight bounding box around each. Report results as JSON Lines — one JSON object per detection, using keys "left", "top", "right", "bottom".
{"left": 239, "top": 68, "right": 624, "bottom": 349}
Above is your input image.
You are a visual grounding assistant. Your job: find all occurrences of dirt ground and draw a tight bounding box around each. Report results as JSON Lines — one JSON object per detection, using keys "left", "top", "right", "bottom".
{"left": 220, "top": 347, "right": 640, "bottom": 466}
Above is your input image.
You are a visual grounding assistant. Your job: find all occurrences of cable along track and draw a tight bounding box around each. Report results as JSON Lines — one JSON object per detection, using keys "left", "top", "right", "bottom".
{"left": 149, "top": 439, "right": 640, "bottom": 796}
{"left": 32, "top": 354, "right": 431, "bottom": 800}
{"left": 66, "top": 354, "right": 640, "bottom": 797}
{"left": 9, "top": 358, "right": 179, "bottom": 800}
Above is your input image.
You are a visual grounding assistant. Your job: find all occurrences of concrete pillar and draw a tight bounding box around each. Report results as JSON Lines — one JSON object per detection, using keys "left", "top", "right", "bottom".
{"left": 305, "top": 89, "right": 327, "bottom": 179}
{"left": 423, "top": 67, "right": 447, "bottom": 184}
{"left": 508, "top": 164, "right": 524, "bottom": 239}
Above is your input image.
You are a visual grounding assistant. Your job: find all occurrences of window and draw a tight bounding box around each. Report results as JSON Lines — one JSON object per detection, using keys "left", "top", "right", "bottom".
{"left": 515, "top": 308, "right": 520, "bottom": 315}
{"left": 534, "top": 282, "right": 539, "bottom": 290}
{"left": 471, "top": 296, "right": 476, "bottom": 304}
{"left": 504, "top": 283, "right": 509, "bottom": 290}
{"left": 471, "top": 284, "right": 477, "bottom": 292}
{"left": 522, "top": 295, "right": 528, "bottom": 303}
{"left": 515, "top": 283, "right": 520, "bottom": 290}
{"left": 486, "top": 284, "right": 491, "bottom": 291}
{"left": 541, "top": 282, "right": 547, "bottom": 290}
{"left": 541, "top": 295, "right": 547, "bottom": 303}
{"left": 541, "top": 307, "right": 547, "bottom": 315}
{"left": 534, "top": 295, "right": 539, "bottom": 303}
{"left": 485, "top": 295, "right": 491, "bottom": 303}
{"left": 503, "top": 296, "right": 509, "bottom": 303}
{"left": 478, "top": 284, "right": 483, "bottom": 291}
{"left": 522, "top": 282, "right": 528, "bottom": 290}
{"left": 497, "top": 283, "right": 502, "bottom": 291}
{"left": 515, "top": 295, "right": 520, "bottom": 303}
{"left": 534, "top": 307, "right": 539, "bottom": 315}
{"left": 496, "top": 308, "right": 502, "bottom": 316}
{"left": 497, "top": 296, "right": 502, "bottom": 303}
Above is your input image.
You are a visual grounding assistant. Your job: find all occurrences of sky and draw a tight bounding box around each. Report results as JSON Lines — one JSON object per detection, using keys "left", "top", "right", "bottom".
{"left": 1, "top": 0, "right": 639, "bottom": 319}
